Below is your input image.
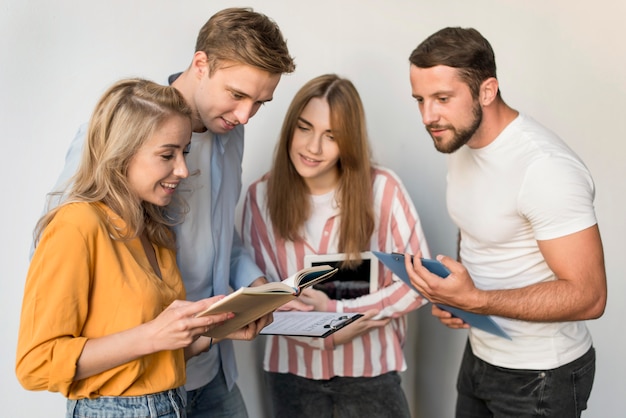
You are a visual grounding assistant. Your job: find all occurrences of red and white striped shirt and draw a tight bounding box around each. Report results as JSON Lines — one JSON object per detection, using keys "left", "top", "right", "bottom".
{"left": 241, "top": 167, "right": 429, "bottom": 379}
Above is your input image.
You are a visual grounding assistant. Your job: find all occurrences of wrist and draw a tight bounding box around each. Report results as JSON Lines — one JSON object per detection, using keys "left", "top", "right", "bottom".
{"left": 249, "top": 276, "right": 268, "bottom": 287}
{"left": 470, "top": 288, "right": 489, "bottom": 314}
{"left": 326, "top": 299, "right": 338, "bottom": 312}
{"left": 325, "top": 334, "right": 336, "bottom": 350}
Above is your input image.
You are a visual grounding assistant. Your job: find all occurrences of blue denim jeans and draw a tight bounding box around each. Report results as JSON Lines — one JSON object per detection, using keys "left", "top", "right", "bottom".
{"left": 266, "top": 371, "right": 411, "bottom": 418}
{"left": 66, "top": 387, "right": 186, "bottom": 417}
{"left": 185, "top": 367, "right": 247, "bottom": 418}
{"left": 456, "top": 341, "right": 596, "bottom": 418}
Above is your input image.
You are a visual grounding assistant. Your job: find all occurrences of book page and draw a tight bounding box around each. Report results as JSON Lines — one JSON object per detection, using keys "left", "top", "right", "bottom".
{"left": 282, "top": 264, "right": 337, "bottom": 288}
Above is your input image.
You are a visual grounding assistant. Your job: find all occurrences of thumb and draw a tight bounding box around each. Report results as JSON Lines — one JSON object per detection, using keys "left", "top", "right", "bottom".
{"left": 359, "top": 308, "right": 381, "bottom": 320}
{"left": 291, "top": 298, "right": 314, "bottom": 311}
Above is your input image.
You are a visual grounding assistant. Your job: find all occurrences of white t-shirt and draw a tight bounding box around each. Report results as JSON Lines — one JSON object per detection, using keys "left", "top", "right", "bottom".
{"left": 305, "top": 190, "right": 337, "bottom": 249}
{"left": 447, "top": 113, "right": 597, "bottom": 369}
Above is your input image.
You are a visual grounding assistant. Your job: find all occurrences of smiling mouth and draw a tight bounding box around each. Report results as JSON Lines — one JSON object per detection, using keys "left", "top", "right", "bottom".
{"left": 161, "top": 182, "right": 178, "bottom": 189}
{"left": 301, "top": 154, "right": 321, "bottom": 163}
{"left": 222, "top": 117, "right": 238, "bottom": 127}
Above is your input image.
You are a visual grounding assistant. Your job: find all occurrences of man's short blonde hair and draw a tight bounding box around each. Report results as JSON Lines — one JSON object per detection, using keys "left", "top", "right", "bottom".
{"left": 196, "top": 7, "right": 296, "bottom": 76}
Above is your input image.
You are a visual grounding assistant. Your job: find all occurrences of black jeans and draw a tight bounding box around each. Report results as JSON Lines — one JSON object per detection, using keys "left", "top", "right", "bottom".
{"left": 456, "top": 341, "right": 596, "bottom": 417}
{"left": 266, "top": 371, "right": 411, "bottom": 418}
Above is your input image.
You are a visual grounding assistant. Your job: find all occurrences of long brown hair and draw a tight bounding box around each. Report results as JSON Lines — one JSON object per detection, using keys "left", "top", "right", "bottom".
{"left": 267, "top": 74, "right": 374, "bottom": 267}
{"left": 35, "top": 78, "right": 192, "bottom": 250}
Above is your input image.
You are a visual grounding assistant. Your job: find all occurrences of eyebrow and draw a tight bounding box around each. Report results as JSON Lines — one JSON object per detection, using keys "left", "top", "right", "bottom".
{"left": 297, "top": 116, "right": 312, "bottom": 127}
{"left": 413, "top": 89, "right": 456, "bottom": 99}
{"left": 159, "top": 143, "right": 189, "bottom": 150}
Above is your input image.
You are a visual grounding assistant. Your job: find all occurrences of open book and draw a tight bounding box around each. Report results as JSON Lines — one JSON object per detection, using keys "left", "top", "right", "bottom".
{"left": 372, "top": 251, "right": 511, "bottom": 340}
{"left": 196, "top": 265, "right": 338, "bottom": 339}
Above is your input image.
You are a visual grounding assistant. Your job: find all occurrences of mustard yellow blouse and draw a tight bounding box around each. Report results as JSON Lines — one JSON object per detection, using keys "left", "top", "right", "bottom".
{"left": 16, "top": 202, "right": 186, "bottom": 399}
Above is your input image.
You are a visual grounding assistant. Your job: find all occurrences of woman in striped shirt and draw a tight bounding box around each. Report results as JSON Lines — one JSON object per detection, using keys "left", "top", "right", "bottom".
{"left": 241, "top": 74, "right": 430, "bottom": 417}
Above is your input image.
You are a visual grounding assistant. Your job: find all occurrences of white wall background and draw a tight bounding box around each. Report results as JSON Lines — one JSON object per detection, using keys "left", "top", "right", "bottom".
{"left": 2, "top": 1, "right": 624, "bottom": 417}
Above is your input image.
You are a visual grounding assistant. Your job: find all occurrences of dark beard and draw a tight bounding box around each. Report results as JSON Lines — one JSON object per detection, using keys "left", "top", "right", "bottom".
{"left": 428, "top": 101, "right": 483, "bottom": 154}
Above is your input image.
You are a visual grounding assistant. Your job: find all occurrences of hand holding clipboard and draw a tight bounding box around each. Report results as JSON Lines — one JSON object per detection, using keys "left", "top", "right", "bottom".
{"left": 372, "top": 251, "right": 511, "bottom": 340}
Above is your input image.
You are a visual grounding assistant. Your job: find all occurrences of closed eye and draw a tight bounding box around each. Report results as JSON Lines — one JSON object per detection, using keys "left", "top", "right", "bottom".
{"left": 230, "top": 91, "right": 244, "bottom": 100}
{"left": 296, "top": 123, "right": 311, "bottom": 132}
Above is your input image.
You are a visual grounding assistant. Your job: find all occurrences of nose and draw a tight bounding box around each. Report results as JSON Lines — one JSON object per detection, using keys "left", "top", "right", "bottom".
{"left": 420, "top": 101, "right": 439, "bottom": 126}
{"left": 174, "top": 156, "right": 189, "bottom": 179}
{"left": 306, "top": 135, "right": 323, "bottom": 155}
{"left": 232, "top": 101, "right": 256, "bottom": 125}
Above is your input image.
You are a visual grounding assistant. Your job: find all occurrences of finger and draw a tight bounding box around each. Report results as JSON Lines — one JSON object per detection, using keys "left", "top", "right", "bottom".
{"left": 255, "top": 312, "right": 274, "bottom": 330}
{"left": 440, "top": 318, "right": 470, "bottom": 329}
{"left": 353, "top": 308, "right": 378, "bottom": 321}
{"left": 192, "top": 295, "right": 227, "bottom": 314}
{"left": 187, "top": 312, "right": 233, "bottom": 335}
{"left": 167, "top": 296, "right": 228, "bottom": 319}
{"left": 411, "top": 257, "right": 456, "bottom": 299}
{"left": 199, "top": 325, "right": 210, "bottom": 338}
{"left": 436, "top": 254, "right": 463, "bottom": 275}
{"left": 300, "top": 288, "right": 316, "bottom": 297}
{"left": 431, "top": 304, "right": 452, "bottom": 318}
{"left": 165, "top": 299, "right": 192, "bottom": 310}
{"left": 369, "top": 318, "right": 392, "bottom": 327}
{"left": 278, "top": 299, "right": 313, "bottom": 311}
{"left": 403, "top": 251, "right": 414, "bottom": 275}
{"left": 298, "top": 294, "right": 314, "bottom": 304}
{"left": 235, "top": 323, "right": 257, "bottom": 340}
{"left": 404, "top": 253, "right": 431, "bottom": 290}
{"left": 403, "top": 253, "right": 421, "bottom": 285}
{"left": 293, "top": 299, "right": 314, "bottom": 311}
{"left": 432, "top": 305, "right": 468, "bottom": 328}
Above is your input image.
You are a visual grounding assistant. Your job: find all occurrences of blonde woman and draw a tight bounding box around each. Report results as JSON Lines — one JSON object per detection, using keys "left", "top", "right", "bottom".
{"left": 17, "top": 79, "right": 232, "bottom": 417}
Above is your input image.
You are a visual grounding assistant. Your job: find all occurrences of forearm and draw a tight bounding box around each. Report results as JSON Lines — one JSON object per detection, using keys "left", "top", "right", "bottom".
{"left": 75, "top": 324, "right": 152, "bottom": 381}
{"left": 470, "top": 278, "right": 605, "bottom": 322}
{"left": 340, "top": 281, "right": 425, "bottom": 317}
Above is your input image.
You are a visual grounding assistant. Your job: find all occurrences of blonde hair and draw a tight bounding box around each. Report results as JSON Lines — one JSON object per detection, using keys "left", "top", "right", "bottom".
{"left": 36, "top": 78, "right": 192, "bottom": 249}
{"left": 267, "top": 74, "right": 374, "bottom": 268}
{"left": 196, "top": 7, "right": 295, "bottom": 75}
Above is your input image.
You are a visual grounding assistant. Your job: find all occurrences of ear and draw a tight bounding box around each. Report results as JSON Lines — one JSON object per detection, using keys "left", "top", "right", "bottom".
{"left": 479, "top": 77, "right": 499, "bottom": 106}
{"left": 191, "top": 51, "right": 209, "bottom": 79}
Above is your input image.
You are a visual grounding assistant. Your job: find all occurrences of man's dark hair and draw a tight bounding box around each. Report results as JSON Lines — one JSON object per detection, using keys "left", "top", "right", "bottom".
{"left": 409, "top": 27, "right": 498, "bottom": 98}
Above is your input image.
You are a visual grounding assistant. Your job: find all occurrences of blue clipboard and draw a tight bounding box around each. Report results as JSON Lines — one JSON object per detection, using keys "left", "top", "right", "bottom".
{"left": 372, "top": 251, "right": 511, "bottom": 340}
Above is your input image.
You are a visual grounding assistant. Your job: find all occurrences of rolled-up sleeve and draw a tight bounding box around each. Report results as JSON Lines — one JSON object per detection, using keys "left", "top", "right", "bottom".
{"left": 16, "top": 218, "right": 91, "bottom": 396}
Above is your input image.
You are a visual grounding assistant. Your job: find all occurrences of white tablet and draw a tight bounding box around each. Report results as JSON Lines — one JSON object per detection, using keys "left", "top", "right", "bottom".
{"left": 304, "top": 251, "right": 378, "bottom": 300}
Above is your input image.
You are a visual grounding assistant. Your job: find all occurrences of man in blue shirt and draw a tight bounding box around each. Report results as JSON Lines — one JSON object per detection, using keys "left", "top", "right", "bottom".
{"left": 42, "top": 7, "right": 295, "bottom": 418}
